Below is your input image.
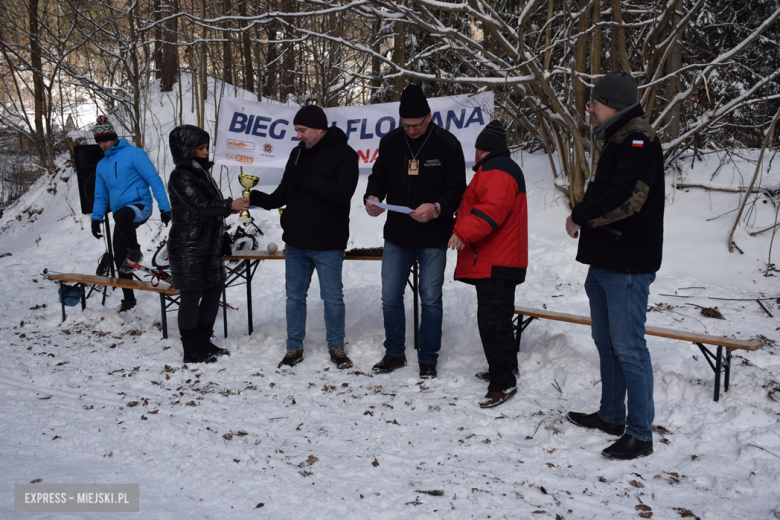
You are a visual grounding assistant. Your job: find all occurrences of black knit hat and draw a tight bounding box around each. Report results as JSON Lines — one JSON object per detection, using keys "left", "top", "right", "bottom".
{"left": 93, "top": 115, "right": 117, "bottom": 143}
{"left": 293, "top": 105, "right": 328, "bottom": 130}
{"left": 475, "top": 120, "right": 507, "bottom": 152}
{"left": 399, "top": 85, "right": 431, "bottom": 118}
{"left": 591, "top": 71, "right": 638, "bottom": 111}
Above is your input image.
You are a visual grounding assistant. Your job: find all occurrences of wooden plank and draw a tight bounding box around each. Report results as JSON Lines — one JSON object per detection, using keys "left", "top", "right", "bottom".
{"left": 48, "top": 273, "right": 178, "bottom": 295}
{"left": 514, "top": 305, "right": 762, "bottom": 351}
{"left": 224, "top": 250, "right": 382, "bottom": 261}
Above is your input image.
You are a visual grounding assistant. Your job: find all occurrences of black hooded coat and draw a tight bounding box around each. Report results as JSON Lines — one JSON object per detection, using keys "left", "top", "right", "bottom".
{"left": 166, "top": 125, "right": 233, "bottom": 291}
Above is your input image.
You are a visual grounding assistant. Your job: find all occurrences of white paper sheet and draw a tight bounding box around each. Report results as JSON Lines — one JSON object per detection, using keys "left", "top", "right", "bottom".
{"left": 366, "top": 200, "right": 414, "bottom": 214}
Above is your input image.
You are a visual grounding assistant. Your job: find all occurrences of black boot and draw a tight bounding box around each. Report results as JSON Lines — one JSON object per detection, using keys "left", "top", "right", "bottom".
{"left": 181, "top": 328, "right": 217, "bottom": 364}
{"left": 120, "top": 247, "right": 143, "bottom": 274}
{"left": 197, "top": 321, "right": 230, "bottom": 357}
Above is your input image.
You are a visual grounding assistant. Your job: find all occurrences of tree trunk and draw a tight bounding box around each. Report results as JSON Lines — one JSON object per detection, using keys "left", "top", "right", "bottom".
{"left": 29, "top": 0, "right": 47, "bottom": 163}
{"left": 610, "top": 0, "right": 631, "bottom": 73}
{"left": 160, "top": 0, "right": 179, "bottom": 92}
{"left": 592, "top": 0, "right": 602, "bottom": 75}
{"left": 239, "top": 0, "right": 254, "bottom": 94}
{"left": 222, "top": 0, "right": 233, "bottom": 86}
{"left": 664, "top": 0, "right": 683, "bottom": 142}
{"left": 281, "top": 0, "right": 296, "bottom": 101}
{"left": 370, "top": 19, "right": 382, "bottom": 101}
{"left": 127, "top": 1, "right": 144, "bottom": 148}
{"left": 263, "top": 21, "right": 278, "bottom": 99}
{"left": 573, "top": 3, "right": 590, "bottom": 122}
{"left": 392, "top": 21, "right": 406, "bottom": 101}
{"left": 153, "top": 0, "right": 163, "bottom": 80}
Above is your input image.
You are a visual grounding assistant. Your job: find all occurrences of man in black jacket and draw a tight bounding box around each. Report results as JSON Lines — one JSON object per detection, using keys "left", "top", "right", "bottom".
{"left": 565, "top": 71, "right": 665, "bottom": 460}
{"left": 251, "top": 105, "right": 359, "bottom": 369}
{"left": 365, "top": 85, "right": 467, "bottom": 378}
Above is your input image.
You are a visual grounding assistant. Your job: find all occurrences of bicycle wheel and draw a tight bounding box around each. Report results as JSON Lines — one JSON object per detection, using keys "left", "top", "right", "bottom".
{"left": 227, "top": 234, "right": 258, "bottom": 266}
{"left": 152, "top": 242, "right": 170, "bottom": 269}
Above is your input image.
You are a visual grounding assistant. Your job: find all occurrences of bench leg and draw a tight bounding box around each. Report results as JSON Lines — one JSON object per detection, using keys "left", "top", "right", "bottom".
{"left": 695, "top": 342, "right": 728, "bottom": 402}
{"left": 58, "top": 281, "right": 66, "bottom": 322}
{"left": 159, "top": 294, "right": 168, "bottom": 340}
{"left": 513, "top": 314, "right": 537, "bottom": 352}
{"left": 80, "top": 283, "right": 86, "bottom": 310}
{"left": 407, "top": 262, "right": 419, "bottom": 351}
{"left": 245, "top": 259, "right": 253, "bottom": 336}
{"left": 714, "top": 345, "right": 722, "bottom": 401}
{"left": 223, "top": 284, "right": 229, "bottom": 339}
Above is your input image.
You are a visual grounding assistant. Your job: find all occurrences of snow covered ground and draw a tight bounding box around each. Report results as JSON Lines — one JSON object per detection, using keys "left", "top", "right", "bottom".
{"left": 1, "top": 81, "right": 779, "bottom": 519}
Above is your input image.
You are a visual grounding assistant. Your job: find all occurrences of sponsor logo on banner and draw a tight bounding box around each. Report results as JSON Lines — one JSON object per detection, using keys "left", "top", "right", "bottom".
{"left": 226, "top": 153, "right": 254, "bottom": 164}
{"left": 227, "top": 139, "right": 254, "bottom": 151}
{"left": 263, "top": 143, "right": 273, "bottom": 153}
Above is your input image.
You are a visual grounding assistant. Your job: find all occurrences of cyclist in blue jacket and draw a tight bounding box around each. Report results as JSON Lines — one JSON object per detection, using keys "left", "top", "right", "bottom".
{"left": 90, "top": 115, "right": 171, "bottom": 312}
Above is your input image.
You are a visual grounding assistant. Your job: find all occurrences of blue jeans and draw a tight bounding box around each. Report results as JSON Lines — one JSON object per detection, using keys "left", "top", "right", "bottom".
{"left": 381, "top": 240, "right": 446, "bottom": 364}
{"left": 285, "top": 245, "right": 345, "bottom": 352}
{"left": 585, "top": 266, "right": 656, "bottom": 442}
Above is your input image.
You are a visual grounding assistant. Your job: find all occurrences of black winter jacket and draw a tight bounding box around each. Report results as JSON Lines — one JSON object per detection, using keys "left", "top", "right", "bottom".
{"left": 250, "top": 126, "right": 358, "bottom": 251}
{"left": 365, "top": 123, "right": 467, "bottom": 249}
{"left": 571, "top": 104, "right": 665, "bottom": 273}
{"left": 167, "top": 125, "right": 233, "bottom": 290}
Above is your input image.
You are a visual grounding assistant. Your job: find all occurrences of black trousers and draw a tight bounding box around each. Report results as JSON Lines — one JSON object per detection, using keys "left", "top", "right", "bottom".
{"left": 474, "top": 278, "right": 518, "bottom": 393}
{"left": 112, "top": 206, "right": 144, "bottom": 302}
{"left": 178, "top": 283, "right": 223, "bottom": 331}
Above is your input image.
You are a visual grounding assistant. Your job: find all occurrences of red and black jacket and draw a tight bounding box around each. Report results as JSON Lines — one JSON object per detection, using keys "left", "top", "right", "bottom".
{"left": 453, "top": 148, "right": 528, "bottom": 284}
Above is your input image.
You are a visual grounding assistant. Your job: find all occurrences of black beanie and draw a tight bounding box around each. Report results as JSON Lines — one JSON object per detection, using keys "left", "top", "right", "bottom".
{"left": 293, "top": 105, "right": 328, "bottom": 130}
{"left": 591, "top": 71, "right": 638, "bottom": 111}
{"left": 399, "top": 85, "right": 431, "bottom": 118}
{"left": 475, "top": 120, "right": 507, "bottom": 152}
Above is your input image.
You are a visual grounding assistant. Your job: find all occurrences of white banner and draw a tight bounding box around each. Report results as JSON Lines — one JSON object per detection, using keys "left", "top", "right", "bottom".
{"left": 214, "top": 92, "right": 494, "bottom": 170}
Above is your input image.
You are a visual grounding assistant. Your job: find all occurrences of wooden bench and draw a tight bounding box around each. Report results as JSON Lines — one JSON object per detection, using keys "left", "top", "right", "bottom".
{"left": 47, "top": 273, "right": 180, "bottom": 339}
{"left": 513, "top": 306, "right": 763, "bottom": 402}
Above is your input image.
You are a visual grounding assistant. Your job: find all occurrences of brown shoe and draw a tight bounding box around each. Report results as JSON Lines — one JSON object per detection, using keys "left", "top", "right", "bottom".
{"left": 278, "top": 350, "right": 304, "bottom": 368}
{"left": 329, "top": 349, "right": 353, "bottom": 369}
{"left": 475, "top": 371, "right": 491, "bottom": 382}
{"left": 478, "top": 388, "right": 517, "bottom": 409}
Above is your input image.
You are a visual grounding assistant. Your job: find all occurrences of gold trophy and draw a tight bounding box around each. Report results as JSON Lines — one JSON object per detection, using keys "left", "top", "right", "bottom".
{"left": 237, "top": 174, "right": 259, "bottom": 223}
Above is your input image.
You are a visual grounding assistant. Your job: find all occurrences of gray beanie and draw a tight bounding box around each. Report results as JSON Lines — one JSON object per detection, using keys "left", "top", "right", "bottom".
{"left": 475, "top": 120, "right": 507, "bottom": 152}
{"left": 591, "top": 71, "right": 637, "bottom": 111}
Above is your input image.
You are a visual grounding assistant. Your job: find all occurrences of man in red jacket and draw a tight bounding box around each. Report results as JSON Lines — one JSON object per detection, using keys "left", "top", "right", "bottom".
{"left": 448, "top": 120, "right": 528, "bottom": 408}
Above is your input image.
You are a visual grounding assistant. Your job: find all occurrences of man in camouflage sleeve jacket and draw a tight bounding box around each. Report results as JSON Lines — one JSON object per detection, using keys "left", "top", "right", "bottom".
{"left": 565, "top": 71, "right": 665, "bottom": 461}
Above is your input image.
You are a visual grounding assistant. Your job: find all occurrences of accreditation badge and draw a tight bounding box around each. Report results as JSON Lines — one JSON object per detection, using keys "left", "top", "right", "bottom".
{"left": 408, "top": 159, "right": 419, "bottom": 176}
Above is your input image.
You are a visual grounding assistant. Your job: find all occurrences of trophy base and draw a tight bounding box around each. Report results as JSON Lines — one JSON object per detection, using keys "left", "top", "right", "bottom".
{"left": 238, "top": 215, "right": 250, "bottom": 223}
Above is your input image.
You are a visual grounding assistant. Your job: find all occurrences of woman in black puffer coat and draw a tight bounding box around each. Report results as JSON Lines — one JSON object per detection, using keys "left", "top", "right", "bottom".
{"left": 167, "top": 125, "right": 250, "bottom": 363}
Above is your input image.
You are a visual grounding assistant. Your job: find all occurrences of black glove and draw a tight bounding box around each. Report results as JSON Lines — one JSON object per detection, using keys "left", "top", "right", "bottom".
{"left": 91, "top": 220, "right": 103, "bottom": 239}
{"left": 160, "top": 211, "right": 171, "bottom": 227}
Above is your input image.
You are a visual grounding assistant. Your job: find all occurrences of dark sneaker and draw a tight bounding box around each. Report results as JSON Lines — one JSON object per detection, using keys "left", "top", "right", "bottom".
{"left": 278, "top": 350, "right": 304, "bottom": 368}
{"left": 196, "top": 322, "right": 229, "bottom": 357}
{"left": 419, "top": 363, "right": 437, "bottom": 379}
{"left": 118, "top": 299, "right": 136, "bottom": 312}
{"left": 567, "top": 411, "right": 625, "bottom": 436}
{"left": 602, "top": 434, "right": 653, "bottom": 460}
{"left": 329, "top": 349, "right": 353, "bottom": 369}
{"left": 371, "top": 355, "right": 407, "bottom": 374}
{"left": 478, "top": 387, "right": 517, "bottom": 408}
{"left": 183, "top": 349, "right": 217, "bottom": 364}
{"left": 206, "top": 343, "right": 230, "bottom": 357}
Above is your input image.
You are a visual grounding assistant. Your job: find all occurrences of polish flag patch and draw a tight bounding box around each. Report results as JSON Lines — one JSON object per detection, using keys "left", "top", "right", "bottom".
{"left": 632, "top": 140, "right": 644, "bottom": 148}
